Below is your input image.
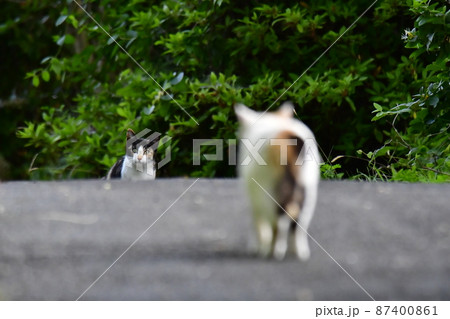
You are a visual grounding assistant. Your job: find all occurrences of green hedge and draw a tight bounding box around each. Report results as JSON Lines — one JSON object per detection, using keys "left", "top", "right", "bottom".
{"left": 370, "top": 0, "right": 449, "bottom": 182}
{"left": 2, "top": 0, "right": 448, "bottom": 181}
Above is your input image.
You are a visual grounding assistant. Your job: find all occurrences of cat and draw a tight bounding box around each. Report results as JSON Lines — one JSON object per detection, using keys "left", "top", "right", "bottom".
{"left": 235, "top": 102, "right": 321, "bottom": 261}
{"left": 106, "top": 128, "right": 160, "bottom": 180}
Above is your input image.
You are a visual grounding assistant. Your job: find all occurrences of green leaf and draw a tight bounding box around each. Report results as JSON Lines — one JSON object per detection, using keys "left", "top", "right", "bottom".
{"left": 55, "top": 15, "right": 68, "bottom": 26}
{"left": 143, "top": 105, "right": 155, "bottom": 115}
{"left": 345, "top": 97, "right": 356, "bottom": 112}
{"left": 107, "top": 35, "right": 119, "bottom": 45}
{"left": 40, "top": 56, "right": 52, "bottom": 64}
{"left": 170, "top": 72, "right": 184, "bottom": 85}
{"left": 64, "top": 34, "right": 75, "bottom": 45}
{"left": 210, "top": 72, "right": 217, "bottom": 84}
{"left": 56, "top": 35, "right": 65, "bottom": 46}
{"left": 428, "top": 96, "right": 439, "bottom": 107}
{"left": 50, "top": 58, "right": 63, "bottom": 78}
{"left": 117, "top": 108, "right": 126, "bottom": 118}
{"left": 32, "top": 75, "right": 40, "bottom": 87}
{"left": 212, "top": 112, "right": 227, "bottom": 123}
{"left": 67, "top": 15, "right": 79, "bottom": 28}
{"left": 160, "top": 94, "right": 173, "bottom": 101}
{"left": 416, "top": 15, "right": 429, "bottom": 26}
{"left": 41, "top": 70, "right": 50, "bottom": 82}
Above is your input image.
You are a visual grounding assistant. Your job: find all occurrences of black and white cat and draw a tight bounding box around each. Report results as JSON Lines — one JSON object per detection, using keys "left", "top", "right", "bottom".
{"left": 235, "top": 102, "right": 321, "bottom": 261}
{"left": 107, "top": 128, "right": 160, "bottom": 180}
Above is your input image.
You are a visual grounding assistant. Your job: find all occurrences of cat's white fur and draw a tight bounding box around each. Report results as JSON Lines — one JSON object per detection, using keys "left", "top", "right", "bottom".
{"left": 121, "top": 145, "right": 156, "bottom": 180}
{"left": 235, "top": 102, "right": 320, "bottom": 261}
{"left": 106, "top": 128, "right": 157, "bottom": 180}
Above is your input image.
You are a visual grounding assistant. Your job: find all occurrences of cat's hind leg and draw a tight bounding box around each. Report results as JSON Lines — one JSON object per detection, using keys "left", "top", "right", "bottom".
{"left": 295, "top": 219, "right": 311, "bottom": 261}
{"left": 273, "top": 214, "right": 291, "bottom": 260}
{"left": 294, "top": 186, "right": 317, "bottom": 261}
{"left": 249, "top": 184, "right": 278, "bottom": 258}
{"left": 256, "top": 220, "right": 274, "bottom": 258}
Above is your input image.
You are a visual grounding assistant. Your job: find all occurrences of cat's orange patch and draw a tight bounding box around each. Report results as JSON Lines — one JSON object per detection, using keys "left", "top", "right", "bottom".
{"left": 269, "top": 131, "right": 305, "bottom": 218}
{"left": 268, "top": 130, "right": 304, "bottom": 176}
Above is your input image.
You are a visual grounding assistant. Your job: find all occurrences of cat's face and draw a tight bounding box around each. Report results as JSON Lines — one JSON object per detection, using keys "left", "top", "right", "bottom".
{"left": 125, "top": 129, "right": 159, "bottom": 165}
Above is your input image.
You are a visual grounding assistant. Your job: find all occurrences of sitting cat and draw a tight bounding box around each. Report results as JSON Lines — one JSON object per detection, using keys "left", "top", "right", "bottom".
{"left": 107, "top": 128, "right": 160, "bottom": 180}
{"left": 235, "top": 102, "right": 320, "bottom": 261}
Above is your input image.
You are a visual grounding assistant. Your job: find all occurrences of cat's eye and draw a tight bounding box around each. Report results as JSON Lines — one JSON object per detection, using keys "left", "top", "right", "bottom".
{"left": 131, "top": 147, "right": 137, "bottom": 153}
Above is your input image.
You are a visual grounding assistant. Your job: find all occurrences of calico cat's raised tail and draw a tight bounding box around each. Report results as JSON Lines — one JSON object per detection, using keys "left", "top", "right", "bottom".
{"left": 107, "top": 128, "right": 160, "bottom": 180}
{"left": 235, "top": 102, "right": 321, "bottom": 261}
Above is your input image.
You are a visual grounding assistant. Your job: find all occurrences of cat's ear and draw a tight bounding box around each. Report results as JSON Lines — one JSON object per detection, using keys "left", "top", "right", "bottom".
{"left": 277, "top": 102, "right": 294, "bottom": 118}
{"left": 147, "top": 132, "right": 160, "bottom": 151}
{"left": 126, "top": 128, "right": 136, "bottom": 140}
{"left": 234, "top": 103, "right": 259, "bottom": 126}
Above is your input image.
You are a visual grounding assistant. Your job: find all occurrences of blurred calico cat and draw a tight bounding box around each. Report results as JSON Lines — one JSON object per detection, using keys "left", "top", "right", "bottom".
{"left": 235, "top": 102, "right": 320, "bottom": 261}
{"left": 107, "top": 128, "right": 160, "bottom": 180}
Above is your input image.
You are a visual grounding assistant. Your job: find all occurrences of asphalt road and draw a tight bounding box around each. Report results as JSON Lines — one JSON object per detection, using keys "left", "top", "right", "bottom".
{"left": 0, "top": 179, "right": 449, "bottom": 300}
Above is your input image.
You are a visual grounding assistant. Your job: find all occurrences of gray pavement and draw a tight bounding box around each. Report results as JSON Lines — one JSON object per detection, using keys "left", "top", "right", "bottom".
{"left": 0, "top": 179, "right": 449, "bottom": 300}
